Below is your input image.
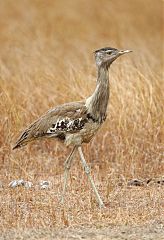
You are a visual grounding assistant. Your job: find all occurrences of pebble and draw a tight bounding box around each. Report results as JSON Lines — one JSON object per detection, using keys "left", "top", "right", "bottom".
{"left": 147, "top": 177, "right": 164, "bottom": 186}
{"left": 9, "top": 179, "right": 33, "bottom": 188}
{"left": 127, "top": 179, "right": 144, "bottom": 187}
{"left": 39, "top": 180, "right": 51, "bottom": 190}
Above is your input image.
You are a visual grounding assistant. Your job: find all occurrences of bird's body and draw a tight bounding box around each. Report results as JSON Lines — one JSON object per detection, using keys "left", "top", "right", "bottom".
{"left": 13, "top": 47, "right": 132, "bottom": 207}
{"left": 13, "top": 101, "right": 100, "bottom": 148}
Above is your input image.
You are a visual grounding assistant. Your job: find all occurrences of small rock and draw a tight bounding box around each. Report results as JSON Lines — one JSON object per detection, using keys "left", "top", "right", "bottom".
{"left": 147, "top": 177, "right": 164, "bottom": 186}
{"left": 9, "top": 179, "right": 24, "bottom": 188}
{"left": 39, "top": 180, "right": 51, "bottom": 190}
{"left": 127, "top": 179, "right": 144, "bottom": 187}
{"left": 9, "top": 179, "right": 33, "bottom": 189}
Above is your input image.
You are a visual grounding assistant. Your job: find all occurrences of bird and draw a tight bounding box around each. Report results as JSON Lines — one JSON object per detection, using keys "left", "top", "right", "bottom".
{"left": 13, "top": 47, "right": 132, "bottom": 208}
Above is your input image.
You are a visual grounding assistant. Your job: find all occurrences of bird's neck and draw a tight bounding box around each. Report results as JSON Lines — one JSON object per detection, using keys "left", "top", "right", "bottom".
{"left": 86, "top": 65, "right": 110, "bottom": 123}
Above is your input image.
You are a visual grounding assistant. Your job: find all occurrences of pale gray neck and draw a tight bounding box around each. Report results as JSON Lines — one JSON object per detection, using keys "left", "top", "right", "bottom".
{"left": 86, "top": 64, "right": 110, "bottom": 123}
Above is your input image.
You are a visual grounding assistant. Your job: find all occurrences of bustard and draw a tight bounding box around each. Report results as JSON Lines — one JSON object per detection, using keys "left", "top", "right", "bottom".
{"left": 13, "top": 47, "right": 132, "bottom": 208}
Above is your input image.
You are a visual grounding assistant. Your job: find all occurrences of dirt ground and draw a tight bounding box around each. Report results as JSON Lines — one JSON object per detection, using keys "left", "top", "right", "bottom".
{"left": 1, "top": 222, "right": 164, "bottom": 240}
{"left": 1, "top": 182, "right": 164, "bottom": 240}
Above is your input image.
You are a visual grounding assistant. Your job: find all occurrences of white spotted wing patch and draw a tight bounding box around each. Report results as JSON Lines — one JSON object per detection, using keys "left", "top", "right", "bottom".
{"left": 47, "top": 117, "right": 88, "bottom": 134}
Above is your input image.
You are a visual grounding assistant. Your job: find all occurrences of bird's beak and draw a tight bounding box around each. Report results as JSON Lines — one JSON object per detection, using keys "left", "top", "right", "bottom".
{"left": 118, "top": 50, "right": 133, "bottom": 55}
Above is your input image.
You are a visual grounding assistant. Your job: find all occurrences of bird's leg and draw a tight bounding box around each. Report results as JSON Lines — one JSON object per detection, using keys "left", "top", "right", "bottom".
{"left": 60, "top": 146, "right": 77, "bottom": 204}
{"left": 78, "top": 146, "right": 105, "bottom": 208}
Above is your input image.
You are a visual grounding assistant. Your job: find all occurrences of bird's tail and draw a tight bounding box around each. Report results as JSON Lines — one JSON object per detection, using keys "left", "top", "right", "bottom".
{"left": 13, "top": 116, "right": 47, "bottom": 149}
{"left": 13, "top": 128, "right": 33, "bottom": 150}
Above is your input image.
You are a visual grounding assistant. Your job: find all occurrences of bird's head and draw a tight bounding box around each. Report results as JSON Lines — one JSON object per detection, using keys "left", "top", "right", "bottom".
{"left": 94, "top": 47, "right": 132, "bottom": 68}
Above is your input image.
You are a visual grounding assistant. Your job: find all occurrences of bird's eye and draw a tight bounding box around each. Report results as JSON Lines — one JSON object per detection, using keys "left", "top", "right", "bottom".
{"left": 106, "top": 51, "right": 112, "bottom": 55}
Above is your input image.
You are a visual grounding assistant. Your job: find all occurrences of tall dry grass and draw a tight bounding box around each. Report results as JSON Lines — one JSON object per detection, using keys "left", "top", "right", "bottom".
{"left": 0, "top": 0, "right": 163, "bottom": 232}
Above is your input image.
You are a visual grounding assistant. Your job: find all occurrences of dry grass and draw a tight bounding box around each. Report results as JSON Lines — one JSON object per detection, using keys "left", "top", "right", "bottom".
{"left": 0, "top": 0, "right": 163, "bottom": 235}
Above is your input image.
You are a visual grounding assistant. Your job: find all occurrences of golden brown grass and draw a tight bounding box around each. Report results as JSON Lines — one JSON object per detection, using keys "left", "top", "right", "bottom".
{"left": 0, "top": 0, "right": 163, "bottom": 235}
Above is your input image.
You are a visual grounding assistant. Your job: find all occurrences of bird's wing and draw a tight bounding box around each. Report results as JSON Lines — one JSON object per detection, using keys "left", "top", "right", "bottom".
{"left": 13, "top": 101, "right": 92, "bottom": 149}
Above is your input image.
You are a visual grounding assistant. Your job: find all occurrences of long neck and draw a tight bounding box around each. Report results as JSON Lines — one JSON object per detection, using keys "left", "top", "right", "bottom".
{"left": 86, "top": 65, "right": 110, "bottom": 123}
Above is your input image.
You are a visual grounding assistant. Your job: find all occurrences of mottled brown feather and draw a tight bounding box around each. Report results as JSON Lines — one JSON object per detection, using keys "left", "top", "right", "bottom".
{"left": 13, "top": 101, "right": 92, "bottom": 149}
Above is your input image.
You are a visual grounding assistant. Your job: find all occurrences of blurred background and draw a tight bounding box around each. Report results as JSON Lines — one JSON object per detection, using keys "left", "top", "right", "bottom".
{"left": 0, "top": 0, "right": 162, "bottom": 75}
